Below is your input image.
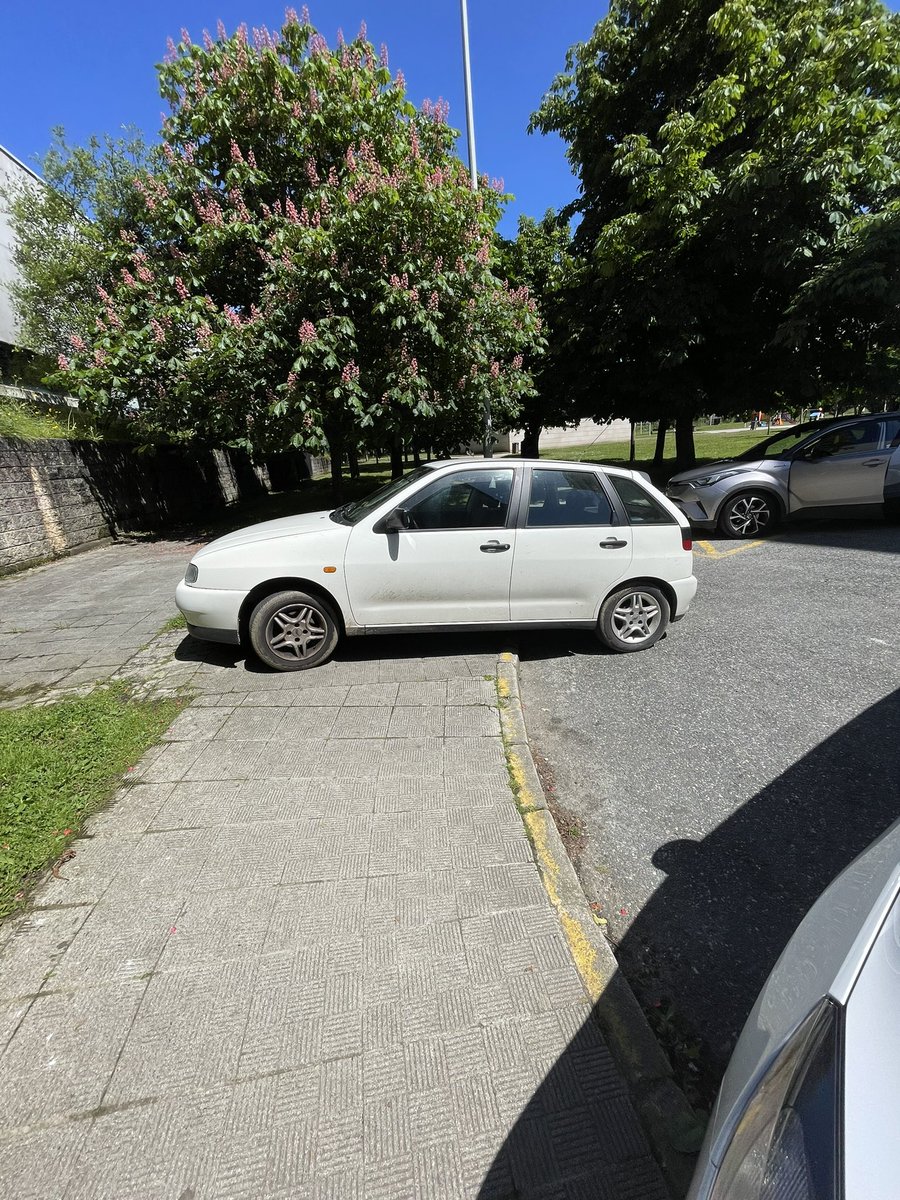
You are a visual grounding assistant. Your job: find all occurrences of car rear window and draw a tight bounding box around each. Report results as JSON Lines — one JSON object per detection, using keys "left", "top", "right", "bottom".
{"left": 609, "top": 476, "right": 676, "bottom": 525}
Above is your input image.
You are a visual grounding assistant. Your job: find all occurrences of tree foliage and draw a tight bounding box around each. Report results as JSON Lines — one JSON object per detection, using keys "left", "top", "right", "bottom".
{"left": 533, "top": 0, "right": 900, "bottom": 462}
{"left": 20, "top": 13, "right": 540, "bottom": 473}
{"left": 499, "top": 211, "right": 580, "bottom": 455}
{"left": 1, "top": 129, "right": 148, "bottom": 358}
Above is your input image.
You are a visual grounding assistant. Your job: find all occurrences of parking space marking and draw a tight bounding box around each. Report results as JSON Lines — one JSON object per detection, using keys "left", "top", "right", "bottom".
{"left": 695, "top": 538, "right": 763, "bottom": 559}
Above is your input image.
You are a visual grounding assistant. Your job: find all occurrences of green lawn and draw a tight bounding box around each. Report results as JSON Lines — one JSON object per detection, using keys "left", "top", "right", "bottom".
{"left": 0, "top": 687, "right": 182, "bottom": 918}
{"left": 546, "top": 425, "right": 773, "bottom": 468}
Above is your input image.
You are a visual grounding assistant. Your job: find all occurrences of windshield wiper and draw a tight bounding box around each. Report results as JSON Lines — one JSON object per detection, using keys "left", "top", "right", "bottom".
{"left": 329, "top": 505, "right": 353, "bottom": 525}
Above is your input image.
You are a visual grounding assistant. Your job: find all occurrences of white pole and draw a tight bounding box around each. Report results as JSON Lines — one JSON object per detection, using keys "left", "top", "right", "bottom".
{"left": 460, "top": 0, "right": 478, "bottom": 191}
{"left": 460, "top": 0, "right": 491, "bottom": 457}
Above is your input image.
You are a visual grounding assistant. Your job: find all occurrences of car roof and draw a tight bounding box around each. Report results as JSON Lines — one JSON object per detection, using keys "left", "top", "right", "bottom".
{"left": 426, "top": 458, "right": 639, "bottom": 478}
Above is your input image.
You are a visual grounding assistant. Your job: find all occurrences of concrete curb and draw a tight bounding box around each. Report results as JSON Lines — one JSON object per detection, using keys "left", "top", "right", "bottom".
{"left": 496, "top": 649, "right": 702, "bottom": 1199}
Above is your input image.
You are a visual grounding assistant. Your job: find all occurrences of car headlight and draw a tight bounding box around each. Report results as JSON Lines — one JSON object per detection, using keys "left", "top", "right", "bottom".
{"left": 692, "top": 470, "right": 745, "bottom": 487}
{"left": 184, "top": 563, "right": 199, "bottom": 585}
{"left": 709, "top": 998, "right": 839, "bottom": 1200}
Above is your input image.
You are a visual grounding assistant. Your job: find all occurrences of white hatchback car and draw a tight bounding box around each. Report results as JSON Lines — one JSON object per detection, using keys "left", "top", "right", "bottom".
{"left": 175, "top": 459, "right": 698, "bottom": 670}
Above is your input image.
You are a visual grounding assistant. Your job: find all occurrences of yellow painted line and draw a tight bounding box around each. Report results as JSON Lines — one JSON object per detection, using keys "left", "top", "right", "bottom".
{"left": 506, "top": 744, "right": 540, "bottom": 811}
{"left": 696, "top": 538, "right": 762, "bottom": 559}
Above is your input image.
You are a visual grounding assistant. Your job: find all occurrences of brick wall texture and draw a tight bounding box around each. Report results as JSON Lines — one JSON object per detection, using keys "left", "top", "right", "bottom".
{"left": 0, "top": 438, "right": 327, "bottom": 573}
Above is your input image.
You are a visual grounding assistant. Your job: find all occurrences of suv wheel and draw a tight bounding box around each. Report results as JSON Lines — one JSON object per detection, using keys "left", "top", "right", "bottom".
{"left": 717, "top": 490, "right": 778, "bottom": 538}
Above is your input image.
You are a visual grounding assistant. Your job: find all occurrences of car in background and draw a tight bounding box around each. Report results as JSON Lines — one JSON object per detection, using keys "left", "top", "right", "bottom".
{"left": 688, "top": 818, "right": 900, "bottom": 1200}
{"left": 175, "top": 458, "right": 697, "bottom": 670}
{"left": 666, "top": 412, "right": 900, "bottom": 537}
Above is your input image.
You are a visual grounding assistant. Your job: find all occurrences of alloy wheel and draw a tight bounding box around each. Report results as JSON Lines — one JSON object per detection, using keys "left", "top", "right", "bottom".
{"left": 611, "top": 592, "right": 662, "bottom": 644}
{"left": 726, "top": 495, "right": 772, "bottom": 536}
{"left": 265, "top": 603, "right": 327, "bottom": 661}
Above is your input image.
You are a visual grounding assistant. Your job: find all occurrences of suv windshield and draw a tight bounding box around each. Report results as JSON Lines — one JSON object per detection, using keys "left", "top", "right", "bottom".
{"left": 330, "top": 465, "right": 435, "bottom": 526}
{"left": 734, "top": 422, "right": 823, "bottom": 461}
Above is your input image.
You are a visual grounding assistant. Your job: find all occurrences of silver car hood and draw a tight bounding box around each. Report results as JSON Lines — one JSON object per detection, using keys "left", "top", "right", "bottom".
{"left": 708, "top": 818, "right": 900, "bottom": 1164}
{"left": 668, "top": 460, "right": 757, "bottom": 484}
{"left": 194, "top": 509, "right": 335, "bottom": 556}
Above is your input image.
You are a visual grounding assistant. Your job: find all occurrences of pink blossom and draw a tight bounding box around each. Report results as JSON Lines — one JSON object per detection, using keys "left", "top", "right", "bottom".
{"left": 217, "top": 18, "right": 226, "bottom": 39}
{"left": 97, "top": 285, "right": 111, "bottom": 303}
{"left": 310, "top": 33, "right": 327, "bottom": 55}
{"left": 380, "top": 43, "right": 389, "bottom": 68}
{"left": 395, "top": 69, "right": 405, "bottom": 91}
{"left": 287, "top": 371, "right": 298, "bottom": 388}
{"left": 93, "top": 348, "right": 107, "bottom": 365}
{"left": 68, "top": 332, "right": 86, "bottom": 351}
{"left": 224, "top": 306, "right": 242, "bottom": 326}
{"left": 301, "top": 5, "right": 310, "bottom": 24}
{"left": 336, "top": 26, "right": 344, "bottom": 45}
{"left": 428, "top": 291, "right": 439, "bottom": 311}
{"left": 298, "top": 319, "right": 317, "bottom": 343}
{"left": 203, "top": 28, "right": 214, "bottom": 49}
{"left": 164, "top": 36, "right": 178, "bottom": 62}
{"left": 409, "top": 357, "right": 418, "bottom": 376}
{"left": 345, "top": 145, "right": 357, "bottom": 171}
{"left": 57, "top": 354, "right": 70, "bottom": 371}
{"left": 285, "top": 8, "right": 298, "bottom": 25}
{"left": 150, "top": 318, "right": 166, "bottom": 344}
{"left": 358, "top": 20, "right": 367, "bottom": 39}
{"left": 476, "top": 242, "right": 490, "bottom": 266}
{"left": 175, "top": 277, "right": 190, "bottom": 301}
{"left": 230, "top": 140, "right": 243, "bottom": 164}
{"left": 490, "top": 361, "right": 500, "bottom": 378}
{"left": 341, "top": 360, "right": 359, "bottom": 384}
{"left": 197, "top": 323, "right": 211, "bottom": 347}
{"left": 247, "top": 148, "right": 257, "bottom": 168}
{"left": 491, "top": 177, "right": 505, "bottom": 192}
{"left": 305, "top": 159, "right": 319, "bottom": 186}
{"left": 180, "top": 26, "right": 191, "bottom": 45}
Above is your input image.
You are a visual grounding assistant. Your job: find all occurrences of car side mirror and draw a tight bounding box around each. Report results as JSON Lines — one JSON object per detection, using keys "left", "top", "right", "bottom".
{"left": 375, "top": 506, "right": 411, "bottom": 534}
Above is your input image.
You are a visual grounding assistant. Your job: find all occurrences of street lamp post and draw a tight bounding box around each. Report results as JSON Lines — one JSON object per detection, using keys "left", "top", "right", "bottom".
{"left": 459, "top": 0, "right": 492, "bottom": 457}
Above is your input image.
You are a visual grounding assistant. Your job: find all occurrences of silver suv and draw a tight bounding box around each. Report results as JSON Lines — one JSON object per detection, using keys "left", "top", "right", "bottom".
{"left": 667, "top": 413, "right": 900, "bottom": 537}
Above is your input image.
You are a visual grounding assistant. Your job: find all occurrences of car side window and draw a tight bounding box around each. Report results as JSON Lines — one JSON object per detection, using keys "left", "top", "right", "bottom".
{"left": 404, "top": 469, "right": 514, "bottom": 530}
{"left": 526, "top": 469, "right": 614, "bottom": 527}
{"left": 608, "top": 475, "right": 677, "bottom": 524}
{"left": 884, "top": 416, "right": 900, "bottom": 448}
{"left": 807, "top": 420, "right": 883, "bottom": 458}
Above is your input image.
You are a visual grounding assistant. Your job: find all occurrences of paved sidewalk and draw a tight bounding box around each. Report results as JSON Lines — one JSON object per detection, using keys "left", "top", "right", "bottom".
{"left": 0, "top": 634, "right": 667, "bottom": 1198}
{"left": 0, "top": 542, "right": 192, "bottom": 702}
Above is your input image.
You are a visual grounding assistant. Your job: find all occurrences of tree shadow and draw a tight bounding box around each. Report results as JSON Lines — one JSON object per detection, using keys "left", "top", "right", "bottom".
{"left": 477, "top": 688, "right": 900, "bottom": 1199}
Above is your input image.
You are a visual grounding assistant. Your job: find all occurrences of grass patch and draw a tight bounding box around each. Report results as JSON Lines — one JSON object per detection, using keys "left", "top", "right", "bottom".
{"left": 157, "top": 612, "right": 187, "bottom": 635}
{"left": 0, "top": 686, "right": 182, "bottom": 918}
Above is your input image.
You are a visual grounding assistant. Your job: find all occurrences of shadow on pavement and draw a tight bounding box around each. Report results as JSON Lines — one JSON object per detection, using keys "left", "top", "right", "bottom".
{"left": 617, "top": 685, "right": 900, "bottom": 1067}
{"left": 478, "top": 689, "right": 900, "bottom": 1199}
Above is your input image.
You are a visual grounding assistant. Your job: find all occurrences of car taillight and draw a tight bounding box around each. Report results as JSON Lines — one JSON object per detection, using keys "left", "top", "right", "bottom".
{"left": 707, "top": 999, "right": 840, "bottom": 1200}
{"left": 682, "top": 534, "right": 693, "bottom": 551}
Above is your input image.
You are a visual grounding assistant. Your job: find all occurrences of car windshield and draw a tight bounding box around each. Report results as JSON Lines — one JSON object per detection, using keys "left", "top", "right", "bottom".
{"left": 329, "top": 465, "right": 436, "bottom": 526}
{"left": 733, "top": 423, "right": 822, "bottom": 461}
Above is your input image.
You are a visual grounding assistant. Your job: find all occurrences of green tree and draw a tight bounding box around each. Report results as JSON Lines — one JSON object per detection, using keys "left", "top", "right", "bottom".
{"left": 533, "top": 0, "right": 900, "bottom": 465}
{"left": 499, "top": 211, "right": 579, "bottom": 457}
{"left": 36, "top": 14, "right": 539, "bottom": 493}
{"left": 0, "top": 128, "right": 149, "bottom": 361}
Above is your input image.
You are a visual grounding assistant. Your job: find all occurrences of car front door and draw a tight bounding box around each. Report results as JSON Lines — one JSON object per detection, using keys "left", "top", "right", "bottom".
{"left": 789, "top": 419, "right": 892, "bottom": 510}
{"left": 344, "top": 467, "right": 518, "bottom": 627}
{"left": 509, "top": 467, "right": 632, "bottom": 622}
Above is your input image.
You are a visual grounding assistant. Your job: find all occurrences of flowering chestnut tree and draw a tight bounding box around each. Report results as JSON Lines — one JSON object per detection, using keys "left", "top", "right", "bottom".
{"left": 52, "top": 11, "right": 540, "bottom": 487}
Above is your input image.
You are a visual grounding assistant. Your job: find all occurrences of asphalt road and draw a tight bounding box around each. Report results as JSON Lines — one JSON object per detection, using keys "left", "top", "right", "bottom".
{"left": 517, "top": 517, "right": 900, "bottom": 1078}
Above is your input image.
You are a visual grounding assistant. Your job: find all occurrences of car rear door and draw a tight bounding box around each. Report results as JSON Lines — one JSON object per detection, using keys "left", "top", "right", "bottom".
{"left": 509, "top": 467, "right": 632, "bottom": 622}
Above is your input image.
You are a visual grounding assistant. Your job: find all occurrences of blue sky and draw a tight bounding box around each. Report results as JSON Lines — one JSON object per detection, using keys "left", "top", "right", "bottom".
{"left": 0, "top": 1, "right": 602, "bottom": 237}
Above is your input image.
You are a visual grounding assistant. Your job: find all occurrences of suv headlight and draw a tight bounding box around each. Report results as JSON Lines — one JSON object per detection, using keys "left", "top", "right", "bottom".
{"left": 692, "top": 469, "right": 745, "bottom": 487}
{"left": 708, "top": 998, "right": 839, "bottom": 1200}
{"left": 184, "top": 563, "right": 199, "bottom": 585}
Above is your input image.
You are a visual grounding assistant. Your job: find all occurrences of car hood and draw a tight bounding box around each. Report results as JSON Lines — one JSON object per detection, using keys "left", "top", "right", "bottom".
{"left": 194, "top": 509, "right": 336, "bottom": 557}
{"left": 668, "top": 460, "right": 757, "bottom": 484}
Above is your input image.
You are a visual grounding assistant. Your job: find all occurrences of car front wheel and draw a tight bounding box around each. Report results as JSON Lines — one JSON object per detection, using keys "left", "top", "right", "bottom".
{"left": 717, "top": 490, "right": 778, "bottom": 538}
{"left": 248, "top": 590, "right": 340, "bottom": 671}
{"left": 597, "top": 585, "right": 670, "bottom": 654}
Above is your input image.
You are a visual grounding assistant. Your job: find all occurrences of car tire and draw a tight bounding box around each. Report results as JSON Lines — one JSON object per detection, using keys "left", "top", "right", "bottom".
{"left": 596, "top": 585, "right": 670, "bottom": 654}
{"left": 248, "top": 589, "right": 340, "bottom": 671}
{"left": 885, "top": 499, "right": 900, "bottom": 524}
{"left": 717, "top": 490, "right": 779, "bottom": 538}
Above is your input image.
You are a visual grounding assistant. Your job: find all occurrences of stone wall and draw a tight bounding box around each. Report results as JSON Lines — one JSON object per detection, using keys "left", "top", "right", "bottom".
{"left": 0, "top": 437, "right": 327, "bottom": 574}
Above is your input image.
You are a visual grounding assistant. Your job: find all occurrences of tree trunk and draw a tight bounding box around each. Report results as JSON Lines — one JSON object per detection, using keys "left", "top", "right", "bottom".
{"left": 520, "top": 425, "right": 541, "bottom": 458}
{"left": 675, "top": 415, "right": 696, "bottom": 468}
{"left": 390, "top": 437, "right": 404, "bottom": 479}
{"left": 325, "top": 427, "right": 344, "bottom": 505}
{"left": 653, "top": 418, "right": 669, "bottom": 465}
{"left": 629, "top": 419, "right": 636, "bottom": 462}
{"left": 412, "top": 446, "right": 422, "bottom": 467}
{"left": 347, "top": 444, "right": 360, "bottom": 480}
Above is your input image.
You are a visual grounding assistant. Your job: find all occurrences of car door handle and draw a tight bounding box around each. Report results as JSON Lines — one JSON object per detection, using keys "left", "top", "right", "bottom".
{"left": 480, "top": 541, "right": 510, "bottom": 553}
{"left": 599, "top": 538, "right": 628, "bottom": 549}
{"left": 863, "top": 459, "right": 884, "bottom": 467}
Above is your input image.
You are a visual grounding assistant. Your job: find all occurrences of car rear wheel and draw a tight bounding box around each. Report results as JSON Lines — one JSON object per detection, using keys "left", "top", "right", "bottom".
{"left": 717, "top": 490, "right": 779, "bottom": 538}
{"left": 597, "top": 585, "right": 670, "bottom": 654}
{"left": 248, "top": 590, "right": 339, "bottom": 671}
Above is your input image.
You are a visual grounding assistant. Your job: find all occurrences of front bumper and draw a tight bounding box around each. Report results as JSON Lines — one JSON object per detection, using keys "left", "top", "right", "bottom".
{"left": 665, "top": 485, "right": 717, "bottom": 527}
{"left": 175, "top": 579, "right": 245, "bottom": 643}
